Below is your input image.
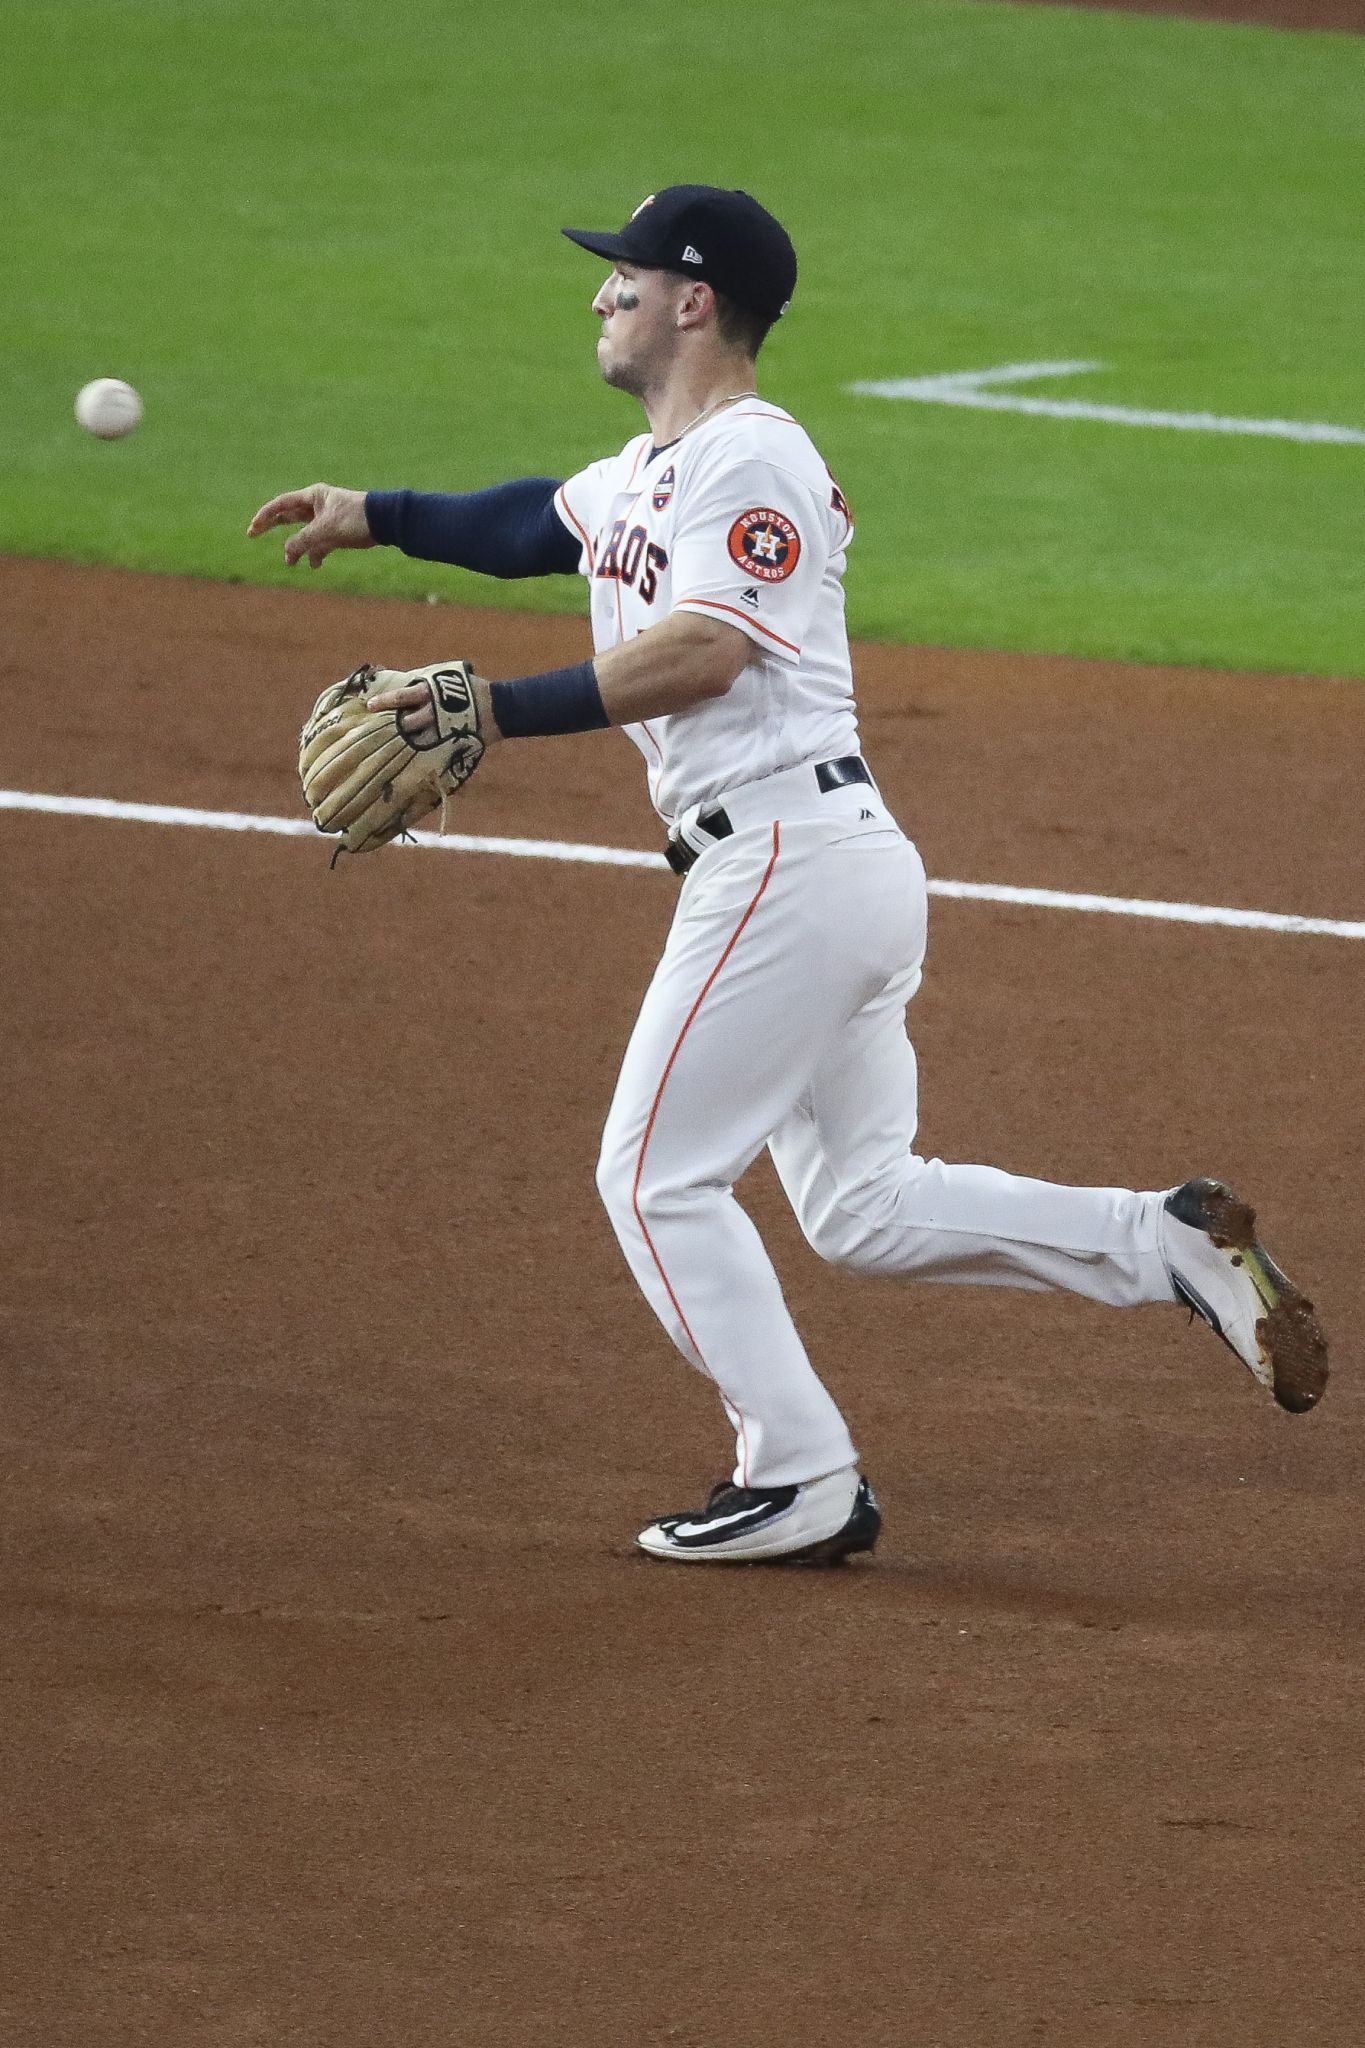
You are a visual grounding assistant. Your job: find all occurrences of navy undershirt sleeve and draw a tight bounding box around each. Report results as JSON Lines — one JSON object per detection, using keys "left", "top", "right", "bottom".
{"left": 364, "top": 477, "right": 580, "bottom": 579}
{"left": 489, "top": 662, "right": 609, "bottom": 739}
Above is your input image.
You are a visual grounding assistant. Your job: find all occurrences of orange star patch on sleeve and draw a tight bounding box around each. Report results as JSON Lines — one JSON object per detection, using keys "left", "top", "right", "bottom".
{"left": 726, "top": 507, "right": 802, "bottom": 583}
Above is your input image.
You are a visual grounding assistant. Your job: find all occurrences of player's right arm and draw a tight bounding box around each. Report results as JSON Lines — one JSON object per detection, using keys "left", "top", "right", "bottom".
{"left": 247, "top": 478, "right": 579, "bottom": 578}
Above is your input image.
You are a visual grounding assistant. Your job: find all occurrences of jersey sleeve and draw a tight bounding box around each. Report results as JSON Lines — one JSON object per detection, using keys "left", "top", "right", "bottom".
{"left": 553, "top": 449, "right": 634, "bottom": 578}
{"left": 668, "top": 456, "right": 830, "bottom": 667}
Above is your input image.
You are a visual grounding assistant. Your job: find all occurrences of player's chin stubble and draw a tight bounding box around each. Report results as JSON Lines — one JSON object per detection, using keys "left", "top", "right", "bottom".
{"left": 598, "top": 344, "right": 647, "bottom": 398}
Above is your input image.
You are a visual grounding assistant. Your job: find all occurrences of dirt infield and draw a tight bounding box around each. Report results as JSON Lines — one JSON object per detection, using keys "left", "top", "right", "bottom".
{"left": 4, "top": 553, "right": 1363, "bottom": 2048}
{"left": 1031, "top": 0, "right": 1365, "bottom": 33}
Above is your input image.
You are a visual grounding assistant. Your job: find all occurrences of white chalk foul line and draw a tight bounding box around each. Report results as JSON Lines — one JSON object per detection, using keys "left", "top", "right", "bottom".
{"left": 848, "top": 362, "right": 1365, "bottom": 447}
{"left": 928, "top": 877, "right": 1364, "bottom": 939}
{"left": 4, "top": 788, "right": 1362, "bottom": 942}
{"left": 0, "top": 788, "right": 665, "bottom": 870}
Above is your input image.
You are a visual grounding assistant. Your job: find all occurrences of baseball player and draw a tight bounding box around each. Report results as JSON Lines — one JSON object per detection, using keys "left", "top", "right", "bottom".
{"left": 250, "top": 185, "right": 1329, "bottom": 1565}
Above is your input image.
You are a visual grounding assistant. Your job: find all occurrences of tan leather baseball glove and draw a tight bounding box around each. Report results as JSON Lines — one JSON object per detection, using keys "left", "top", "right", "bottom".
{"left": 298, "top": 661, "right": 485, "bottom": 856}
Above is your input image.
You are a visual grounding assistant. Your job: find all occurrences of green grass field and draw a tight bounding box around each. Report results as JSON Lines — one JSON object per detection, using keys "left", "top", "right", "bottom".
{"left": 5, "top": 0, "right": 1365, "bottom": 676}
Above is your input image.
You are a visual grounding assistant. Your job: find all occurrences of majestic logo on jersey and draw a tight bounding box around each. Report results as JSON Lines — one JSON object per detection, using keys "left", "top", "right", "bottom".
{"left": 727, "top": 508, "right": 801, "bottom": 584}
{"left": 740, "top": 587, "right": 760, "bottom": 607}
{"left": 651, "top": 466, "right": 675, "bottom": 511}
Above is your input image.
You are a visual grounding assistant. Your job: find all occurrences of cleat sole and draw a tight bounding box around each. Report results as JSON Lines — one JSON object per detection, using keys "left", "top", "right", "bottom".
{"left": 1172, "top": 1179, "right": 1328, "bottom": 1414}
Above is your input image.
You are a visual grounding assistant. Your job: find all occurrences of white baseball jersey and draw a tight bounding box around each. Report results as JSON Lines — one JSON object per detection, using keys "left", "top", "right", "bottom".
{"left": 553, "top": 399, "right": 860, "bottom": 823}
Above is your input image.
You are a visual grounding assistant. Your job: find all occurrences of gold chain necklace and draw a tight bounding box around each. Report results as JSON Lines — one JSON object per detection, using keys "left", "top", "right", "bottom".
{"left": 673, "top": 389, "right": 761, "bottom": 441}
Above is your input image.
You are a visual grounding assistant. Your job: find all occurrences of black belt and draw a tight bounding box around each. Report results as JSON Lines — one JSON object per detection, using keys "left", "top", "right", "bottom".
{"left": 665, "top": 756, "right": 873, "bottom": 876}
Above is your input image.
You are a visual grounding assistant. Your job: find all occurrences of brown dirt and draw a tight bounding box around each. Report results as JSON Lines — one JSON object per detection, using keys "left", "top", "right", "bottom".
{"left": 1020, "top": 0, "right": 1365, "bottom": 32}
{"left": 3, "top": 553, "right": 1363, "bottom": 2048}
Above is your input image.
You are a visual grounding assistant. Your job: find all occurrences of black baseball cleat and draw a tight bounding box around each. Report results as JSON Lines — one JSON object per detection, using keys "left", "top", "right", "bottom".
{"left": 1159, "top": 1177, "right": 1329, "bottom": 1414}
{"left": 636, "top": 1467, "right": 881, "bottom": 1565}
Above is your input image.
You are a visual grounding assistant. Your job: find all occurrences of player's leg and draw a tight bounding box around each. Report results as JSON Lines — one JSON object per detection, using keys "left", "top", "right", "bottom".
{"left": 768, "top": 842, "right": 1327, "bottom": 1408}
{"left": 769, "top": 966, "right": 1173, "bottom": 1305}
{"left": 766, "top": 830, "right": 1176, "bottom": 1302}
{"left": 597, "top": 821, "right": 908, "bottom": 1492}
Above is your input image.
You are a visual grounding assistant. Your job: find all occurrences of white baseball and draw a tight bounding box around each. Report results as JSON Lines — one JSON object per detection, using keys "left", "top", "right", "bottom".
{"left": 74, "top": 378, "right": 144, "bottom": 439}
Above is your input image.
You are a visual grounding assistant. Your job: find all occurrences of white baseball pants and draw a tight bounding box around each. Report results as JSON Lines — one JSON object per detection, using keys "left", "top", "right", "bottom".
{"left": 596, "top": 766, "right": 1175, "bottom": 1488}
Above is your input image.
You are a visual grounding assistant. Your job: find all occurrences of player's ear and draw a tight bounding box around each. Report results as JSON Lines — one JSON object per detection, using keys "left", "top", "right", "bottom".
{"left": 676, "top": 280, "right": 715, "bottom": 331}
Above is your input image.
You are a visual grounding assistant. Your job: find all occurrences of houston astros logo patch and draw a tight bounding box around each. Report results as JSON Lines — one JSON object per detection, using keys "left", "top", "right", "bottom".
{"left": 652, "top": 465, "right": 675, "bottom": 511}
{"left": 727, "top": 507, "right": 801, "bottom": 583}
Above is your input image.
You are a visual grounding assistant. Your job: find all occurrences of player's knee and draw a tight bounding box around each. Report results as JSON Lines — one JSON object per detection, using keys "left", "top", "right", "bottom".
{"left": 595, "top": 1132, "right": 632, "bottom": 1223}
{"left": 598, "top": 1124, "right": 673, "bottom": 1230}
{"left": 599, "top": 1144, "right": 714, "bottom": 1236}
{"left": 631, "top": 1174, "right": 703, "bottom": 1229}
{"left": 800, "top": 1200, "right": 880, "bottom": 1271}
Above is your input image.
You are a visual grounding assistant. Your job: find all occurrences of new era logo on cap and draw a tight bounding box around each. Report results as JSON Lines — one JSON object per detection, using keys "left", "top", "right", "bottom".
{"left": 681, "top": 244, "right": 703, "bottom": 264}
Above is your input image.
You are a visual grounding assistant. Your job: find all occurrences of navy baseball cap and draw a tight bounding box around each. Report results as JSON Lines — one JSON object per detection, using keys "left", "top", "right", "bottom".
{"left": 562, "top": 185, "right": 797, "bottom": 321}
